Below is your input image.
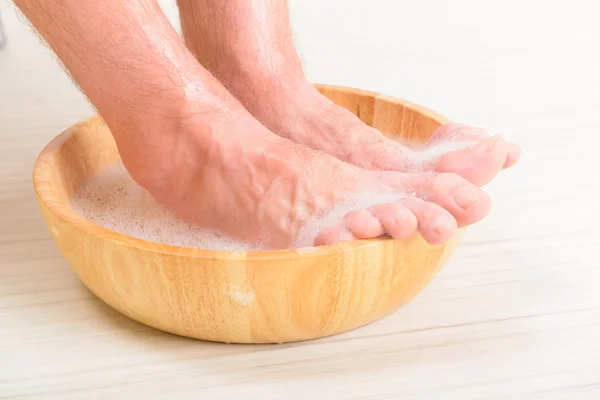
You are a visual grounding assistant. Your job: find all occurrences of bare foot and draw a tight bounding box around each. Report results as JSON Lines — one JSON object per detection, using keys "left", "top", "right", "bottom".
{"left": 175, "top": 0, "right": 519, "bottom": 186}
{"left": 222, "top": 78, "right": 521, "bottom": 187}
{"left": 15, "top": 0, "right": 491, "bottom": 249}
{"left": 117, "top": 100, "right": 490, "bottom": 249}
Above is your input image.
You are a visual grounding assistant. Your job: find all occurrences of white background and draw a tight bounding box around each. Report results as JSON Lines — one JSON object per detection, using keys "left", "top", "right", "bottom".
{"left": 1, "top": 0, "right": 600, "bottom": 398}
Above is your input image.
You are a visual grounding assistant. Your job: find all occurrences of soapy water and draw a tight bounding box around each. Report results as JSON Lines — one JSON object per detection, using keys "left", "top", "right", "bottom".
{"left": 70, "top": 164, "right": 261, "bottom": 251}
{"left": 70, "top": 164, "right": 408, "bottom": 250}
{"left": 400, "top": 140, "right": 476, "bottom": 165}
{"left": 69, "top": 139, "right": 472, "bottom": 251}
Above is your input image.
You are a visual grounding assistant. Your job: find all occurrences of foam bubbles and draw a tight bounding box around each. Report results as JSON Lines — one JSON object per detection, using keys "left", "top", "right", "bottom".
{"left": 69, "top": 134, "right": 467, "bottom": 251}
{"left": 402, "top": 140, "right": 476, "bottom": 164}
{"left": 70, "top": 164, "right": 261, "bottom": 251}
{"left": 70, "top": 164, "right": 410, "bottom": 251}
{"left": 70, "top": 164, "right": 409, "bottom": 251}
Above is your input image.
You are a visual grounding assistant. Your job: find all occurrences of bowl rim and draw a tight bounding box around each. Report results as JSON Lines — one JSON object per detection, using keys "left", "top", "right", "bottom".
{"left": 32, "top": 84, "right": 450, "bottom": 261}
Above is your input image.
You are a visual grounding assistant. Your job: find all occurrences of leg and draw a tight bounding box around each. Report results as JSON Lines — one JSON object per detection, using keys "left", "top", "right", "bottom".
{"left": 15, "top": 0, "right": 491, "bottom": 248}
{"left": 177, "top": 0, "right": 304, "bottom": 100}
{"left": 178, "top": 0, "right": 520, "bottom": 186}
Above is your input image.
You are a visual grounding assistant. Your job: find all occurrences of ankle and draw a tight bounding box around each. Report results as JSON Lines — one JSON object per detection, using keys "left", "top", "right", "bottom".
{"left": 217, "top": 59, "right": 310, "bottom": 103}
{"left": 221, "top": 68, "right": 324, "bottom": 129}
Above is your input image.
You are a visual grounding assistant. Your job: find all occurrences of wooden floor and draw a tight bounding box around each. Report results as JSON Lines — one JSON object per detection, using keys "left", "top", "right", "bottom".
{"left": 1, "top": 0, "right": 599, "bottom": 398}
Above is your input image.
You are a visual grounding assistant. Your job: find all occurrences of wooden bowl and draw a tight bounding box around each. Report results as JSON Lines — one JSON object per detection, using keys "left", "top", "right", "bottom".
{"left": 33, "top": 85, "right": 464, "bottom": 344}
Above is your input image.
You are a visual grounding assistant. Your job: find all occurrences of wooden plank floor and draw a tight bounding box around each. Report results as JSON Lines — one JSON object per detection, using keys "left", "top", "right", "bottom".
{"left": 1, "top": 0, "right": 599, "bottom": 398}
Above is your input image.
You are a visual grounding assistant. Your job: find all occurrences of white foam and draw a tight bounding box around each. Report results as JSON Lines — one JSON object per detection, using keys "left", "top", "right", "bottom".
{"left": 73, "top": 128, "right": 478, "bottom": 250}
{"left": 71, "top": 164, "right": 412, "bottom": 250}
{"left": 402, "top": 140, "right": 476, "bottom": 164}
{"left": 71, "top": 140, "right": 475, "bottom": 251}
{"left": 70, "top": 164, "right": 259, "bottom": 251}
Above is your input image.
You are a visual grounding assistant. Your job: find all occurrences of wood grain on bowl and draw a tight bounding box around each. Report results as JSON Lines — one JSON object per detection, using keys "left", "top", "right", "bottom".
{"left": 33, "top": 85, "right": 463, "bottom": 343}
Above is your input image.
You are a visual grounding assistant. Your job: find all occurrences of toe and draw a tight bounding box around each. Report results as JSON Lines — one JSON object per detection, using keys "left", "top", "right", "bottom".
{"left": 314, "top": 225, "right": 356, "bottom": 246}
{"left": 400, "top": 197, "right": 457, "bottom": 244}
{"left": 435, "top": 135, "right": 509, "bottom": 186}
{"left": 370, "top": 203, "right": 418, "bottom": 239}
{"left": 411, "top": 172, "right": 492, "bottom": 227}
{"left": 344, "top": 209, "right": 385, "bottom": 239}
{"left": 432, "top": 124, "right": 521, "bottom": 178}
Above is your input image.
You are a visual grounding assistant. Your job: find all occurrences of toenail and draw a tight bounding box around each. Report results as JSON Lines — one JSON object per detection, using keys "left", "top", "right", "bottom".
{"left": 476, "top": 136, "right": 499, "bottom": 153}
{"left": 431, "top": 217, "right": 449, "bottom": 235}
{"left": 393, "top": 208, "right": 411, "bottom": 224}
{"left": 453, "top": 186, "right": 483, "bottom": 210}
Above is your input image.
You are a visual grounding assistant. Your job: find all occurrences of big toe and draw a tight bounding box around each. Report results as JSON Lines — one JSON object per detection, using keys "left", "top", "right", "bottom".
{"left": 435, "top": 136, "right": 509, "bottom": 186}
{"left": 410, "top": 172, "right": 492, "bottom": 227}
{"left": 429, "top": 124, "right": 521, "bottom": 184}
